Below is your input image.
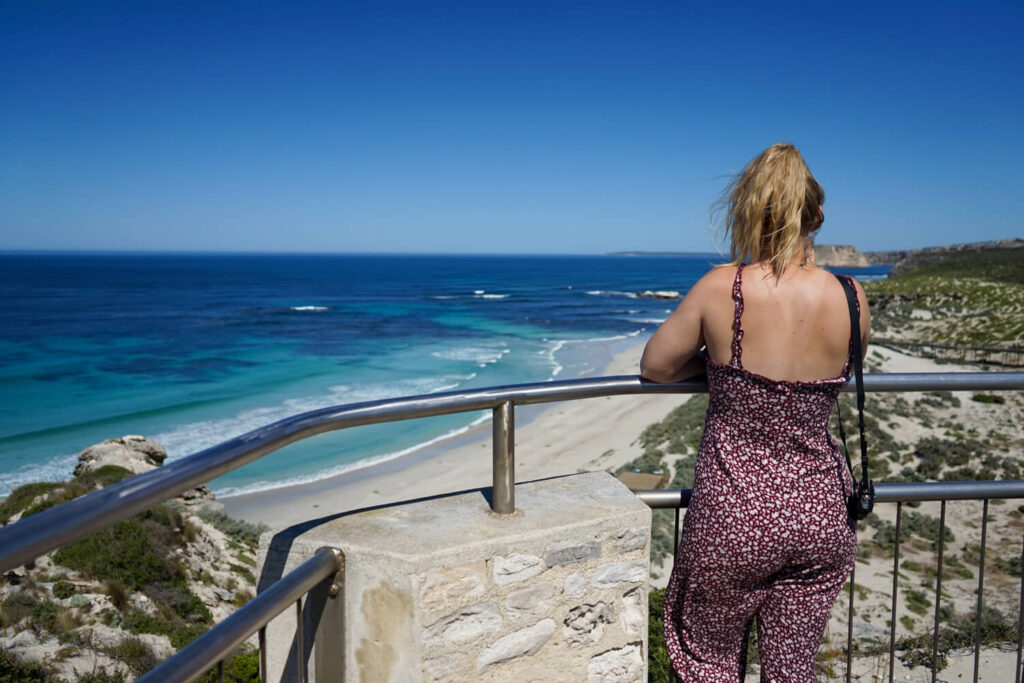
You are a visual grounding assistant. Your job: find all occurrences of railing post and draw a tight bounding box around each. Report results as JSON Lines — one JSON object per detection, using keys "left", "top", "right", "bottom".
{"left": 492, "top": 400, "right": 515, "bottom": 514}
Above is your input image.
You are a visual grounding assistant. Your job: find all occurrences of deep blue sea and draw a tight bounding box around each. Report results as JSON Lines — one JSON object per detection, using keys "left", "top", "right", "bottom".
{"left": 0, "top": 253, "right": 891, "bottom": 498}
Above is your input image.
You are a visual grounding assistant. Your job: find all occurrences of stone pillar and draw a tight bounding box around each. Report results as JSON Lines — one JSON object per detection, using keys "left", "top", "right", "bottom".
{"left": 257, "top": 471, "right": 651, "bottom": 682}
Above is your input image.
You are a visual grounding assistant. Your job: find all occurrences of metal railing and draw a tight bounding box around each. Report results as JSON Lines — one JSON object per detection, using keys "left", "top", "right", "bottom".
{"left": 139, "top": 547, "right": 343, "bottom": 683}
{"left": 0, "top": 371, "right": 1021, "bottom": 681}
{"left": 637, "top": 481, "right": 1024, "bottom": 683}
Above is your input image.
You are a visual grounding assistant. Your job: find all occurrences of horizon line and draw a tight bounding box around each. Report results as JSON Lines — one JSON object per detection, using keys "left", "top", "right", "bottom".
{"left": 0, "top": 248, "right": 727, "bottom": 258}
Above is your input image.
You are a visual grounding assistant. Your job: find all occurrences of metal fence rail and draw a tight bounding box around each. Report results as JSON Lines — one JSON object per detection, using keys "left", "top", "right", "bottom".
{"left": 0, "top": 371, "right": 1020, "bottom": 681}
{"left": 636, "top": 481, "right": 1024, "bottom": 683}
{"left": 139, "top": 547, "right": 343, "bottom": 683}
{"left": 1, "top": 372, "right": 1018, "bottom": 573}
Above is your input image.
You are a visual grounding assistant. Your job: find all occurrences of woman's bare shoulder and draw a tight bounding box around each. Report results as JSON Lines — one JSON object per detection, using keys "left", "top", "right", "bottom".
{"left": 690, "top": 264, "right": 737, "bottom": 294}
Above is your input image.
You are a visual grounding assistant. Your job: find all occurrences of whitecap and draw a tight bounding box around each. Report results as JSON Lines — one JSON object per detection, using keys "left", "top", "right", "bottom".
{"left": 430, "top": 344, "right": 509, "bottom": 365}
{"left": 0, "top": 454, "right": 79, "bottom": 498}
{"left": 290, "top": 305, "right": 329, "bottom": 312}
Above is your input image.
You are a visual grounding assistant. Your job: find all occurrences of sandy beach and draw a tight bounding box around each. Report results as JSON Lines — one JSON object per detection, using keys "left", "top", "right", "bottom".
{"left": 223, "top": 341, "right": 690, "bottom": 527}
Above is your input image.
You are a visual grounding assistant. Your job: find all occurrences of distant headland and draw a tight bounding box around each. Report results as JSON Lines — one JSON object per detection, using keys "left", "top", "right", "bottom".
{"left": 610, "top": 238, "right": 1024, "bottom": 270}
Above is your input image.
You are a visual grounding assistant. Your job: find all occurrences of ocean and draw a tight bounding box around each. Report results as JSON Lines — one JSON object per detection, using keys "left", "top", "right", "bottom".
{"left": 0, "top": 252, "right": 891, "bottom": 498}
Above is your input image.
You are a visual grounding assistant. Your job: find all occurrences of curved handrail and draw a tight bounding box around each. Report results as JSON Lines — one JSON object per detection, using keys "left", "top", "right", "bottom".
{"left": 0, "top": 371, "right": 1020, "bottom": 572}
{"left": 635, "top": 479, "right": 1024, "bottom": 509}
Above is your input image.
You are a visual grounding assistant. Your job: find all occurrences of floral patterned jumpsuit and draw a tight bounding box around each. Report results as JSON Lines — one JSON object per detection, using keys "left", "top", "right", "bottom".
{"left": 663, "top": 264, "right": 859, "bottom": 682}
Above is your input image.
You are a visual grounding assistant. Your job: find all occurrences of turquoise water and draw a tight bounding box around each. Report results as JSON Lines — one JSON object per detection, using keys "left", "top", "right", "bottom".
{"left": 0, "top": 252, "right": 891, "bottom": 497}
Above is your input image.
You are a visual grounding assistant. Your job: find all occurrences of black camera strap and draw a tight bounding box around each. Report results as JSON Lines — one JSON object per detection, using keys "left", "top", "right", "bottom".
{"left": 835, "top": 275, "right": 869, "bottom": 490}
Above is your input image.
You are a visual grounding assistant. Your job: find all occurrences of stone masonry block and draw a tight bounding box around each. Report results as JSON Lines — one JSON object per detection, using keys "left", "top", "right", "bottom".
{"left": 564, "top": 602, "right": 615, "bottom": 648}
{"left": 422, "top": 602, "right": 502, "bottom": 644}
{"left": 256, "top": 471, "right": 651, "bottom": 681}
{"left": 615, "top": 527, "right": 649, "bottom": 554}
{"left": 477, "top": 618, "right": 556, "bottom": 673}
{"left": 592, "top": 561, "right": 646, "bottom": 589}
{"left": 620, "top": 588, "right": 644, "bottom": 636}
{"left": 564, "top": 569, "right": 587, "bottom": 599}
{"left": 420, "top": 561, "right": 487, "bottom": 616}
{"left": 545, "top": 539, "right": 601, "bottom": 566}
{"left": 506, "top": 583, "right": 556, "bottom": 618}
{"left": 423, "top": 652, "right": 470, "bottom": 682}
{"left": 588, "top": 643, "right": 644, "bottom": 683}
{"left": 493, "top": 553, "right": 544, "bottom": 585}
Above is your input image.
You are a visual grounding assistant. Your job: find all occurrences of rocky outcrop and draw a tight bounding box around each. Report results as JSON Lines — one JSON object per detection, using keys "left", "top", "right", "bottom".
{"left": 865, "top": 238, "right": 1024, "bottom": 267}
{"left": 74, "top": 435, "right": 167, "bottom": 477}
{"left": 636, "top": 290, "right": 682, "bottom": 299}
{"left": 814, "top": 244, "right": 869, "bottom": 267}
{"left": 73, "top": 434, "right": 222, "bottom": 512}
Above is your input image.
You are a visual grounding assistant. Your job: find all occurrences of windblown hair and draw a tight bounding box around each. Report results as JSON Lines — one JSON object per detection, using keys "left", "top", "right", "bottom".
{"left": 717, "top": 143, "right": 825, "bottom": 277}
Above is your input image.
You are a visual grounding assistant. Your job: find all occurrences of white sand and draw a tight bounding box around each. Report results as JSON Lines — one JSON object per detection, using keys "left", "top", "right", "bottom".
{"left": 223, "top": 342, "right": 690, "bottom": 528}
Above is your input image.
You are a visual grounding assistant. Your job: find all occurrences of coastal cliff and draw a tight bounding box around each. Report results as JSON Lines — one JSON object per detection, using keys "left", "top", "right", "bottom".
{"left": 813, "top": 244, "right": 869, "bottom": 267}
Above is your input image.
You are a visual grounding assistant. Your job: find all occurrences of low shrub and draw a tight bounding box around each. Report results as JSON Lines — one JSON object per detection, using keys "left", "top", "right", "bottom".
{"left": 228, "top": 563, "right": 256, "bottom": 585}
{"left": 0, "top": 647, "right": 56, "bottom": 682}
{"left": 0, "top": 482, "right": 63, "bottom": 524}
{"left": 109, "top": 636, "right": 159, "bottom": 677}
{"left": 897, "top": 606, "right": 1017, "bottom": 671}
{"left": 76, "top": 671, "right": 127, "bottom": 683}
{"left": 20, "top": 466, "right": 134, "bottom": 519}
{"left": 996, "top": 555, "right": 1023, "bottom": 577}
{"left": 53, "top": 506, "right": 185, "bottom": 591}
{"left": 197, "top": 508, "right": 269, "bottom": 548}
{"left": 51, "top": 580, "right": 75, "bottom": 600}
{"left": 647, "top": 588, "right": 671, "bottom": 682}
{"left": 196, "top": 646, "right": 260, "bottom": 682}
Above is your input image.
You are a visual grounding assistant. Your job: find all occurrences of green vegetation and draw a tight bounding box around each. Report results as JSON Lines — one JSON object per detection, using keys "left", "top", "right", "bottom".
{"left": 886, "top": 248, "right": 1024, "bottom": 285}
{"left": 618, "top": 395, "right": 709, "bottom": 567}
{"left": 647, "top": 589, "right": 672, "bottom": 682}
{"left": 635, "top": 395, "right": 709, "bottom": 458}
{"left": 0, "top": 454, "right": 265, "bottom": 681}
{"left": 972, "top": 393, "right": 1006, "bottom": 405}
{"left": 198, "top": 507, "right": 269, "bottom": 547}
{"left": 0, "top": 647, "right": 55, "bottom": 683}
{"left": 54, "top": 506, "right": 190, "bottom": 593}
{"left": 51, "top": 581, "right": 76, "bottom": 600}
{"left": 110, "top": 636, "right": 159, "bottom": 677}
{"left": 865, "top": 248, "right": 1024, "bottom": 349}
{"left": 897, "top": 606, "right": 1018, "bottom": 671}
{"left": 0, "top": 481, "right": 64, "bottom": 524}
{"left": 196, "top": 647, "right": 260, "bottom": 683}
{"left": 1, "top": 466, "right": 134, "bottom": 524}
{"left": 996, "top": 555, "right": 1023, "bottom": 577}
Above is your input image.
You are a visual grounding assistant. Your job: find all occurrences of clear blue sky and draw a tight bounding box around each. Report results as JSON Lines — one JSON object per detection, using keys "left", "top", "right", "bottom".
{"left": 2, "top": 1, "right": 1021, "bottom": 254}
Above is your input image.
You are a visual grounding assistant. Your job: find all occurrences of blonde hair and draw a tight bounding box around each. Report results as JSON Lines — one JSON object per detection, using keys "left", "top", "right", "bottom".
{"left": 716, "top": 143, "right": 825, "bottom": 277}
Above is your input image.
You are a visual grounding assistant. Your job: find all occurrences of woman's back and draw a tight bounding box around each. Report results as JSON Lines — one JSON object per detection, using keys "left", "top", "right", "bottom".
{"left": 700, "top": 261, "right": 868, "bottom": 383}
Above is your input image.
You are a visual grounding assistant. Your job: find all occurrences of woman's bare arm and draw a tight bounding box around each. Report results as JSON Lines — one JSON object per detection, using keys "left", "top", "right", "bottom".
{"left": 640, "top": 278, "right": 709, "bottom": 383}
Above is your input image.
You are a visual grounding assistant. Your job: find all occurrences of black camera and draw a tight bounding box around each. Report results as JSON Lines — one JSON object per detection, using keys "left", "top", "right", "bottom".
{"left": 848, "top": 479, "right": 875, "bottom": 520}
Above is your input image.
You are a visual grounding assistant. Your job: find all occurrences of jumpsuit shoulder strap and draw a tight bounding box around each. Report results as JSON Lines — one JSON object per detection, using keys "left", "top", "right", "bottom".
{"left": 835, "top": 273, "right": 861, "bottom": 375}
{"left": 729, "top": 264, "right": 745, "bottom": 368}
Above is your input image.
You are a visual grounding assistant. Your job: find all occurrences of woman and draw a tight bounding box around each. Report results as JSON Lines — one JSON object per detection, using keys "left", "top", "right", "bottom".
{"left": 641, "top": 143, "right": 870, "bottom": 682}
